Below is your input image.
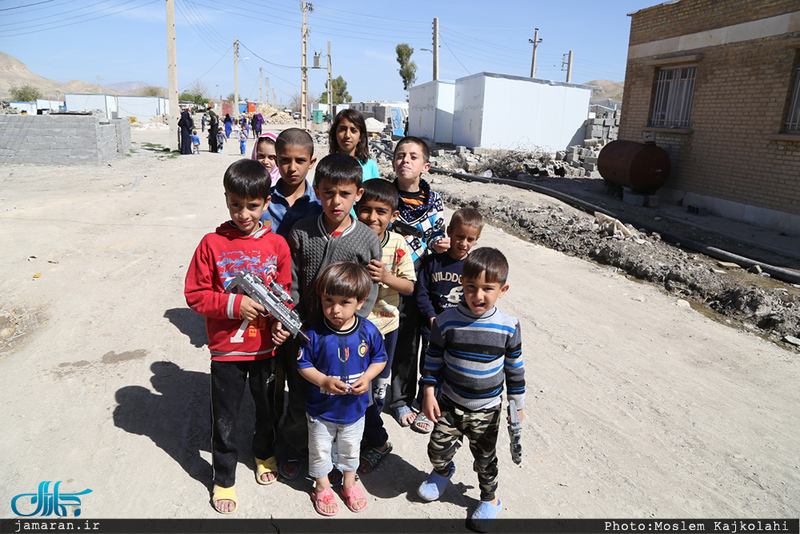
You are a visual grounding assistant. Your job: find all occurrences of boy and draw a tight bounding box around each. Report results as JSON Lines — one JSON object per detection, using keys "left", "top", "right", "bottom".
{"left": 191, "top": 130, "right": 201, "bottom": 155}
{"left": 296, "top": 261, "right": 387, "bottom": 515}
{"left": 417, "top": 247, "right": 525, "bottom": 532}
{"left": 411, "top": 207, "right": 483, "bottom": 433}
{"left": 355, "top": 179, "right": 416, "bottom": 472}
{"left": 276, "top": 152, "right": 382, "bottom": 480}
{"left": 389, "top": 136, "right": 449, "bottom": 428}
{"left": 239, "top": 128, "right": 248, "bottom": 155}
{"left": 184, "top": 159, "right": 291, "bottom": 514}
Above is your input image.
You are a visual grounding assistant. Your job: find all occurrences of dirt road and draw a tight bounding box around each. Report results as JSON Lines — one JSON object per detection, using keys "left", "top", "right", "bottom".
{"left": 1, "top": 125, "right": 797, "bottom": 521}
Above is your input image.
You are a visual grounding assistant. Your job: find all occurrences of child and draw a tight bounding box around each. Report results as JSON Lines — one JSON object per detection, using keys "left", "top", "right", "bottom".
{"left": 277, "top": 152, "right": 382, "bottom": 481}
{"left": 417, "top": 247, "right": 524, "bottom": 532}
{"left": 355, "top": 179, "right": 416, "bottom": 472}
{"left": 295, "top": 261, "right": 387, "bottom": 515}
{"left": 251, "top": 132, "right": 281, "bottom": 187}
{"left": 329, "top": 109, "right": 380, "bottom": 182}
{"left": 411, "top": 207, "right": 484, "bottom": 433}
{"left": 389, "top": 136, "right": 449, "bottom": 428}
{"left": 216, "top": 129, "right": 225, "bottom": 153}
{"left": 184, "top": 158, "right": 291, "bottom": 514}
{"left": 239, "top": 128, "right": 247, "bottom": 155}
{"left": 191, "top": 130, "right": 201, "bottom": 155}
{"left": 260, "top": 128, "right": 321, "bottom": 480}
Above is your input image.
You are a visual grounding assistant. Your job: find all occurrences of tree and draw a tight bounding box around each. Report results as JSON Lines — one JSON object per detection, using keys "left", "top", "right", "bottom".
{"left": 396, "top": 44, "right": 417, "bottom": 92}
{"left": 318, "top": 76, "right": 352, "bottom": 105}
{"left": 179, "top": 90, "right": 209, "bottom": 107}
{"left": 10, "top": 84, "right": 41, "bottom": 102}
{"left": 142, "top": 86, "right": 163, "bottom": 97}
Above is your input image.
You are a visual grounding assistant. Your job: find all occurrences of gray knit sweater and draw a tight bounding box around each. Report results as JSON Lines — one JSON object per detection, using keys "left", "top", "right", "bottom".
{"left": 288, "top": 214, "right": 382, "bottom": 326}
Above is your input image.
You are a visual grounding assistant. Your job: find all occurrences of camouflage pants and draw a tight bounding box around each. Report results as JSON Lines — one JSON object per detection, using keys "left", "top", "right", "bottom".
{"left": 427, "top": 395, "right": 501, "bottom": 502}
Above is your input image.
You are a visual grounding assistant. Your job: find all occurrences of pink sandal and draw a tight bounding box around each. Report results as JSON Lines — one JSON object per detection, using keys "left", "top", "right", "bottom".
{"left": 311, "top": 487, "right": 339, "bottom": 516}
{"left": 340, "top": 483, "right": 367, "bottom": 513}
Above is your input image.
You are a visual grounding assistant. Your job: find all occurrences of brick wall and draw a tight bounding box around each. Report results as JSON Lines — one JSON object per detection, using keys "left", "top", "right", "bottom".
{"left": 0, "top": 114, "right": 131, "bottom": 165}
{"left": 620, "top": 0, "right": 800, "bottom": 221}
{"left": 628, "top": 0, "right": 798, "bottom": 46}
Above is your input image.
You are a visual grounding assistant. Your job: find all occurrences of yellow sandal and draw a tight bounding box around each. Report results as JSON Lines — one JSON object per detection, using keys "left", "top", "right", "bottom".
{"left": 255, "top": 456, "right": 278, "bottom": 485}
{"left": 212, "top": 484, "right": 238, "bottom": 514}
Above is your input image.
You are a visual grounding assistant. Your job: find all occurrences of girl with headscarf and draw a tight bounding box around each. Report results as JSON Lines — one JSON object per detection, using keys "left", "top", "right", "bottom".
{"left": 208, "top": 109, "right": 219, "bottom": 153}
{"left": 253, "top": 113, "right": 264, "bottom": 138}
{"left": 179, "top": 109, "right": 194, "bottom": 155}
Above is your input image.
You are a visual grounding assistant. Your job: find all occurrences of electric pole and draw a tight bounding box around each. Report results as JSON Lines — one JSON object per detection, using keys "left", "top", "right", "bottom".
{"left": 233, "top": 38, "right": 239, "bottom": 121}
{"left": 259, "top": 66, "right": 263, "bottom": 104}
{"left": 166, "top": 0, "right": 178, "bottom": 151}
{"left": 301, "top": 2, "right": 311, "bottom": 131}
{"left": 529, "top": 28, "right": 541, "bottom": 78}
{"left": 565, "top": 50, "right": 573, "bottom": 83}
{"left": 433, "top": 17, "right": 439, "bottom": 81}
{"left": 265, "top": 76, "right": 270, "bottom": 106}
{"left": 327, "top": 40, "right": 332, "bottom": 120}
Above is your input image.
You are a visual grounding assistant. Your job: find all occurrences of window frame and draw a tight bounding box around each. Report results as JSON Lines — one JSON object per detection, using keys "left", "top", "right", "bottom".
{"left": 649, "top": 65, "right": 697, "bottom": 129}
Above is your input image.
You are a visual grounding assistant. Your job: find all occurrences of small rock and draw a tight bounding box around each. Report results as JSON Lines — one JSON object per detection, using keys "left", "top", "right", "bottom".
{"left": 718, "top": 261, "right": 741, "bottom": 269}
{"left": 676, "top": 299, "right": 691, "bottom": 308}
{"left": 748, "top": 265, "right": 763, "bottom": 274}
{"left": 784, "top": 335, "right": 800, "bottom": 347}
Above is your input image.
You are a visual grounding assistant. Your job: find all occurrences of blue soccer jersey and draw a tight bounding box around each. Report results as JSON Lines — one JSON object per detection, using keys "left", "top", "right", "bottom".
{"left": 297, "top": 316, "right": 387, "bottom": 424}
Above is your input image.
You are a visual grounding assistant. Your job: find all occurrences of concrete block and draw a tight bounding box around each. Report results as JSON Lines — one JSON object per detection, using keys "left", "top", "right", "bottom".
{"left": 623, "top": 189, "right": 645, "bottom": 206}
{"left": 586, "top": 170, "right": 602, "bottom": 178}
{"left": 687, "top": 204, "right": 708, "bottom": 216}
{"left": 584, "top": 156, "right": 599, "bottom": 165}
{"left": 455, "top": 146, "right": 468, "bottom": 154}
{"left": 584, "top": 163, "right": 597, "bottom": 172}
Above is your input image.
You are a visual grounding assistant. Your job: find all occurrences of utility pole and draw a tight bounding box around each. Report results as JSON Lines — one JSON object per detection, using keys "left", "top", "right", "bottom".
{"left": 433, "top": 17, "right": 439, "bottom": 81}
{"left": 233, "top": 38, "right": 239, "bottom": 121}
{"left": 566, "top": 50, "right": 573, "bottom": 83}
{"left": 259, "top": 66, "right": 262, "bottom": 104}
{"left": 265, "top": 76, "right": 269, "bottom": 106}
{"left": 301, "top": 2, "right": 311, "bottom": 130}
{"left": 327, "top": 40, "right": 332, "bottom": 120}
{"left": 166, "top": 0, "right": 178, "bottom": 151}
{"left": 273, "top": 88, "right": 276, "bottom": 108}
{"left": 529, "top": 28, "right": 541, "bottom": 78}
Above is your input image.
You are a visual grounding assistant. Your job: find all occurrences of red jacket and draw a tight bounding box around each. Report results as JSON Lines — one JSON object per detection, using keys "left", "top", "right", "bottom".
{"left": 185, "top": 221, "right": 291, "bottom": 361}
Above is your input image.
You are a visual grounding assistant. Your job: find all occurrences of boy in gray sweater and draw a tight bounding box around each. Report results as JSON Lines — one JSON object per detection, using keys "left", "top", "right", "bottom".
{"left": 273, "top": 153, "right": 381, "bottom": 480}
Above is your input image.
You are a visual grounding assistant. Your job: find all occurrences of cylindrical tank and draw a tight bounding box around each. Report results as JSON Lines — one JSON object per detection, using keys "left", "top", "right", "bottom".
{"left": 597, "top": 140, "right": 671, "bottom": 194}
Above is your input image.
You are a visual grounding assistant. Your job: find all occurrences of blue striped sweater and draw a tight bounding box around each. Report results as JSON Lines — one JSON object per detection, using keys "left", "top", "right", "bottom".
{"left": 420, "top": 302, "right": 525, "bottom": 411}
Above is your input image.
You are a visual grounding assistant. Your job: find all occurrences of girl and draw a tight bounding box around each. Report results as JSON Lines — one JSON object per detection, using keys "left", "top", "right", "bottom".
{"left": 224, "top": 113, "right": 233, "bottom": 138}
{"left": 328, "top": 109, "right": 380, "bottom": 182}
{"left": 251, "top": 132, "right": 281, "bottom": 186}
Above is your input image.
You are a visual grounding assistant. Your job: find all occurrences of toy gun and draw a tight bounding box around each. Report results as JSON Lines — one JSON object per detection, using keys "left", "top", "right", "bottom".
{"left": 508, "top": 399, "right": 522, "bottom": 465}
{"left": 225, "top": 271, "right": 309, "bottom": 344}
{"left": 392, "top": 220, "right": 424, "bottom": 239}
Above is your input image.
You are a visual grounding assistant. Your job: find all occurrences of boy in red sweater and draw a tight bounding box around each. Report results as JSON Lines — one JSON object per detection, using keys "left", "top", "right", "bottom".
{"left": 184, "top": 159, "right": 291, "bottom": 514}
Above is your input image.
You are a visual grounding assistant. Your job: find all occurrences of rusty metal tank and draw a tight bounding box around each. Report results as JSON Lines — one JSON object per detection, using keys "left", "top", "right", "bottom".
{"left": 597, "top": 140, "right": 671, "bottom": 194}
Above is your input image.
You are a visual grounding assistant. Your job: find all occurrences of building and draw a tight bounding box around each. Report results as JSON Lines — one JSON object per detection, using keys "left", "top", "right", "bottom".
{"left": 620, "top": 0, "right": 800, "bottom": 232}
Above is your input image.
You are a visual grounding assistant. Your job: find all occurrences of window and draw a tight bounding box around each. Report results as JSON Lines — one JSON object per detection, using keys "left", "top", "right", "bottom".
{"left": 785, "top": 62, "right": 800, "bottom": 132}
{"left": 650, "top": 66, "right": 696, "bottom": 128}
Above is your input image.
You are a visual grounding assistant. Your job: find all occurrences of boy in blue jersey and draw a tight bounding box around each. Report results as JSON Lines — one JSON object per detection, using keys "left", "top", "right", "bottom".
{"left": 295, "top": 261, "right": 387, "bottom": 516}
{"left": 417, "top": 247, "right": 525, "bottom": 532}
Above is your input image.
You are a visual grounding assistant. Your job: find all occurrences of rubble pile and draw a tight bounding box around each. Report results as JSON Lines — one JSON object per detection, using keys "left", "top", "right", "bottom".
{"left": 253, "top": 103, "right": 294, "bottom": 124}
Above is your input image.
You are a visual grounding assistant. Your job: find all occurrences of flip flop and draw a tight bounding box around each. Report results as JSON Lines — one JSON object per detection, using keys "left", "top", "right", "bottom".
{"left": 254, "top": 456, "right": 278, "bottom": 485}
{"left": 359, "top": 442, "right": 393, "bottom": 474}
{"left": 311, "top": 487, "right": 339, "bottom": 516}
{"left": 340, "top": 483, "right": 367, "bottom": 513}
{"left": 412, "top": 412, "right": 433, "bottom": 434}
{"left": 395, "top": 405, "right": 415, "bottom": 427}
{"left": 211, "top": 484, "right": 238, "bottom": 514}
{"left": 278, "top": 453, "right": 304, "bottom": 480}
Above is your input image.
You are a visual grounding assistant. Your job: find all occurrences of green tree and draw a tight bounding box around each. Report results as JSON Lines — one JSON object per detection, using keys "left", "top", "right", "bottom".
{"left": 396, "top": 44, "right": 417, "bottom": 92}
{"left": 142, "top": 86, "right": 163, "bottom": 97}
{"left": 10, "top": 84, "right": 41, "bottom": 102}
{"left": 179, "top": 91, "right": 209, "bottom": 107}
{"left": 318, "top": 76, "right": 352, "bottom": 104}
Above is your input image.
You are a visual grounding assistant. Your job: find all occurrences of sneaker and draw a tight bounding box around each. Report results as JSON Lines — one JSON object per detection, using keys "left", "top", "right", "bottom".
{"left": 417, "top": 463, "right": 455, "bottom": 501}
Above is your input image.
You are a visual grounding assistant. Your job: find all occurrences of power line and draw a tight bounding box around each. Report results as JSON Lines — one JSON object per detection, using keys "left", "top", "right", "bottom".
{"left": 0, "top": 0, "right": 56, "bottom": 11}
{"left": 0, "top": 0, "right": 159, "bottom": 36}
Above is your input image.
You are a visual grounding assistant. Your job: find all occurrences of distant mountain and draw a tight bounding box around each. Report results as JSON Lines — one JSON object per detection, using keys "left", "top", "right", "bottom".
{"left": 104, "top": 81, "right": 149, "bottom": 92}
{"left": 0, "top": 52, "right": 161, "bottom": 101}
{"left": 584, "top": 79, "right": 624, "bottom": 101}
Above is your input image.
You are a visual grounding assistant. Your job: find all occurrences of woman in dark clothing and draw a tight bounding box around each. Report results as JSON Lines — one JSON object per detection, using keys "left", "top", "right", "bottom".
{"left": 223, "top": 113, "right": 233, "bottom": 138}
{"left": 253, "top": 113, "right": 264, "bottom": 138}
{"left": 208, "top": 110, "right": 219, "bottom": 153}
{"left": 178, "top": 109, "right": 194, "bottom": 155}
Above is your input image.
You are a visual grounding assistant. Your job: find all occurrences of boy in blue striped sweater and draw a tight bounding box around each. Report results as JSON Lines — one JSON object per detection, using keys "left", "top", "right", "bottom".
{"left": 417, "top": 247, "right": 524, "bottom": 531}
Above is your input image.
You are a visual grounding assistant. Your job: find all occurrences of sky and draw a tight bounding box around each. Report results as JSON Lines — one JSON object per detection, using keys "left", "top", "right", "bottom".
{"left": 0, "top": 0, "right": 658, "bottom": 105}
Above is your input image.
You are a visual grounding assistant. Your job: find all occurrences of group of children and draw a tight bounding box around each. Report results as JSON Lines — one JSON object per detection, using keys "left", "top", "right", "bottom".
{"left": 184, "top": 109, "right": 525, "bottom": 529}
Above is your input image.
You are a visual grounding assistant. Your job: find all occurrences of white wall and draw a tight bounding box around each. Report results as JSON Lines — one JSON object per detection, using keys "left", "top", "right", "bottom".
{"left": 409, "top": 81, "right": 438, "bottom": 141}
{"left": 434, "top": 81, "right": 455, "bottom": 144}
{"left": 65, "top": 94, "right": 118, "bottom": 119}
{"left": 36, "top": 99, "right": 64, "bottom": 112}
{"left": 116, "top": 96, "right": 167, "bottom": 122}
{"left": 453, "top": 73, "right": 593, "bottom": 151}
{"left": 10, "top": 102, "right": 37, "bottom": 114}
